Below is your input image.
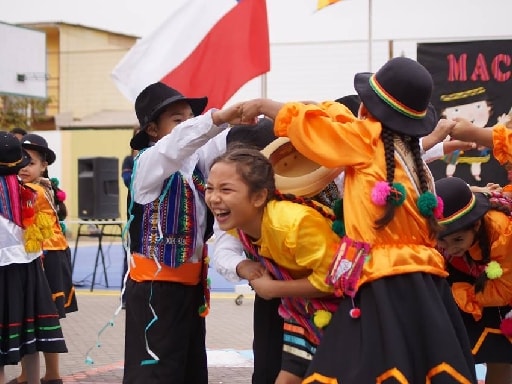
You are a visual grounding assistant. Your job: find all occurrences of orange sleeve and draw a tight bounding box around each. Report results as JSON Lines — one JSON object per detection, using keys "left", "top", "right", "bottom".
{"left": 452, "top": 212, "right": 512, "bottom": 320}
{"left": 274, "top": 101, "right": 381, "bottom": 169}
{"left": 492, "top": 124, "right": 512, "bottom": 164}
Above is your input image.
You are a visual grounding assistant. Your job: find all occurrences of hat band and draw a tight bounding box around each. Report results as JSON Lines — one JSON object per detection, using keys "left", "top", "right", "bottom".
{"left": 369, "top": 75, "right": 427, "bottom": 119}
{"left": 438, "top": 194, "right": 476, "bottom": 225}
{"left": 0, "top": 158, "right": 22, "bottom": 167}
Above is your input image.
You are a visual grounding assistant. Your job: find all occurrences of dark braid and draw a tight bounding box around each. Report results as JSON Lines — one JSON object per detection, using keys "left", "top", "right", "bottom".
{"left": 408, "top": 136, "right": 442, "bottom": 238}
{"left": 274, "top": 191, "right": 336, "bottom": 222}
{"left": 375, "top": 128, "right": 396, "bottom": 228}
{"left": 463, "top": 221, "right": 490, "bottom": 293}
{"left": 43, "top": 168, "right": 67, "bottom": 221}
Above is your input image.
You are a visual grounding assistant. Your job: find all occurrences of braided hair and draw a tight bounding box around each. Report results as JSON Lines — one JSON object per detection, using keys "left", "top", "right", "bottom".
{"left": 375, "top": 126, "right": 441, "bottom": 238}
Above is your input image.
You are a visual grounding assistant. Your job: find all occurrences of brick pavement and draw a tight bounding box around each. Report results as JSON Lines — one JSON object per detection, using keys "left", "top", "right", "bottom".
{"left": 4, "top": 290, "right": 256, "bottom": 383}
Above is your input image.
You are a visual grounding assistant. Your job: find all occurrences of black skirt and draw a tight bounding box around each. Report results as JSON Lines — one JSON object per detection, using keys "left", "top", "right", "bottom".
{"left": 448, "top": 263, "right": 512, "bottom": 363}
{"left": 0, "top": 258, "right": 68, "bottom": 366}
{"left": 123, "top": 278, "right": 207, "bottom": 384}
{"left": 303, "top": 273, "right": 477, "bottom": 384}
{"left": 42, "top": 248, "right": 78, "bottom": 318}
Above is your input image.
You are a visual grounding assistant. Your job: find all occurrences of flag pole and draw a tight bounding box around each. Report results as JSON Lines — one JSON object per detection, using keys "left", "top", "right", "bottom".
{"left": 368, "top": 0, "right": 372, "bottom": 71}
{"left": 260, "top": 73, "right": 268, "bottom": 98}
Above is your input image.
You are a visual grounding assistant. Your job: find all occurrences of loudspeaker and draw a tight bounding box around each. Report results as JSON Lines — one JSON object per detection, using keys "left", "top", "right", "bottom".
{"left": 78, "top": 157, "right": 119, "bottom": 220}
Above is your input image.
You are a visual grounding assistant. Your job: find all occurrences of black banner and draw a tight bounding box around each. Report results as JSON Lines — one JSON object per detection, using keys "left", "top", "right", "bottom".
{"left": 417, "top": 40, "right": 512, "bottom": 186}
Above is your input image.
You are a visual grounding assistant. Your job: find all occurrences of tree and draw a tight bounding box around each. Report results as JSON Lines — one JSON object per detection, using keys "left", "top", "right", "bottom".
{"left": 0, "top": 95, "right": 51, "bottom": 130}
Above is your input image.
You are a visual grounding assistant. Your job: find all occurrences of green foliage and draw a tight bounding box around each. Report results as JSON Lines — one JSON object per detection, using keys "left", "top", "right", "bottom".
{"left": 0, "top": 95, "right": 51, "bottom": 129}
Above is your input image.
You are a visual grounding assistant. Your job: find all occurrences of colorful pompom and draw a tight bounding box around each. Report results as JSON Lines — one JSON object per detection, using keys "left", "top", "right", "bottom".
{"left": 389, "top": 183, "right": 406, "bottom": 207}
{"left": 50, "top": 177, "right": 60, "bottom": 187}
{"left": 56, "top": 189, "right": 66, "bottom": 202}
{"left": 485, "top": 261, "right": 503, "bottom": 280}
{"left": 349, "top": 307, "right": 361, "bottom": 319}
{"left": 332, "top": 219, "right": 346, "bottom": 237}
{"left": 500, "top": 310, "right": 512, "bottom": 337}
{"left": 433, "top": 196, "right": 444, "bottom": 219}
{"left": 371, "top": 181, "right": 391, "bottom": 206}
{"left": 313, "top": 310, "right": 332, "bottom": 328}
{"left": 198, "top": 304, "right": 209, "bottom": 318}
{"left": 332, "top": 198, "right": 343, "bottom": 219}
{"left": 417, "top": 191, "right": 438, "bottom": 217}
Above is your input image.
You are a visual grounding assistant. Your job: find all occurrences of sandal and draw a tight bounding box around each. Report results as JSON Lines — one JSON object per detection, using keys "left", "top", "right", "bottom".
{"left": 40, "top": 379, "right": 63, "bottom": 384}
{"left": 6, "top": 379, "right": 27, "bottom": 384}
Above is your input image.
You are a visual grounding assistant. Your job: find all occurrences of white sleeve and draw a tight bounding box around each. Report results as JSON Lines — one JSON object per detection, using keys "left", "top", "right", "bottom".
{"left": 133, "top": 110, "right": 228, "bottom": 204}
{"left": 210, "top": 222, "right": 245, "bottom": 283}
{"left": 422, "top": 141, "right": 445, "bottom": 164}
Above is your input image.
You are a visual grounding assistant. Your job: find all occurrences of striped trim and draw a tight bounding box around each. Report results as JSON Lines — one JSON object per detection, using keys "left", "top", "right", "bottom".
{"left": 440, "top": 87, "right": 485, "bottom": 102}
{"left": 369, "top": 75, "right": 427, "bottom": 119}
{"left": 439, "top": 195, "right": 476, "bottom": 225}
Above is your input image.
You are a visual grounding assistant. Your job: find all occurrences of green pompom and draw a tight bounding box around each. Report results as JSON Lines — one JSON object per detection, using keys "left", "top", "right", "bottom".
{"left": 417, "top": 191, "right": 437, "bottom": 217}
{"left": 59, "top": 221, "right": 67, "bottom": 234}
{"left": 389, "top": 183, "right": 406, "bottom": 207}
{"left": 50, "top": 177, "right": 60, "bottom": 187}
{"left": 332, "top": 198, "right": 343, "bottom": 219}
{"left": 332, "top": 219, "right": 346, "bottom": 237}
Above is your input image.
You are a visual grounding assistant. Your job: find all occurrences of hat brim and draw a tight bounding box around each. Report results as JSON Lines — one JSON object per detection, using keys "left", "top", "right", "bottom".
{"left": 22, "top": 143, "right": 56, "bottom": 165}
{"left": 0, "top": 149, "right": 31, "bottom": 175}
{"left": 439, "top": 192, "right": 490, "bottom": 237}
{"left": 354, "top": 72, "right": 437, "bottom": 138}
{"left": 148, "top": 95, "right": 208, "bottom": 126}
{"left": 131, "top": 95, "right": 208, "bottom": 151}
{"left": 261, "top": 137, "right": 344, "bottom": 197}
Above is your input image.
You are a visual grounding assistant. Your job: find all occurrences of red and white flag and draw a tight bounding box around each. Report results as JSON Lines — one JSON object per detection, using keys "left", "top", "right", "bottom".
{"left": 111, "top": 0, "right": 270, "bottom": 110}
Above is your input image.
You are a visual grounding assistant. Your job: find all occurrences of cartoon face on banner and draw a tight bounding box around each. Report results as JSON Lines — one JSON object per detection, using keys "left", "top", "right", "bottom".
{"left": 417, "top": 40, "right": 512, "bottom": 187}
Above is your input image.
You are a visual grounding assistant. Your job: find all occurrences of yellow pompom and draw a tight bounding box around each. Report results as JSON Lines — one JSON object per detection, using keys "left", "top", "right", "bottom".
{"left": 35, "top": 213, "right": 54, "bottom": 240}
{"left": 485, "top": 261, "right": 503, "bottom": 280}
{"left": 204, "top": 256, "right": 210, "bottom": 265}
{"left": 313, "top": 310, "right": 332, "bottom": 329}
{"left": 24, "top": 225, "right": 43, "bottom": 252}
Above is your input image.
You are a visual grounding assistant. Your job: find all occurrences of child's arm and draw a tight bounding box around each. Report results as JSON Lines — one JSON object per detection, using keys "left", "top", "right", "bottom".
{"left": 250, "top": 271, "right": 328, "bottom": 300}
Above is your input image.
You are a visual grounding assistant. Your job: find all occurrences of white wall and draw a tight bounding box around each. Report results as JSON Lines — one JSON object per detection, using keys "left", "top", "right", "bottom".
{"left": 0, "top": 22, "right": 46, "bottom": 98}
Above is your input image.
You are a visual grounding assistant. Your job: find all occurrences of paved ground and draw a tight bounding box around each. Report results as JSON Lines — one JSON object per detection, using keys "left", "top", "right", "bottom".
{"left": 4, "top": 290, "right": 256, "bottom": 383}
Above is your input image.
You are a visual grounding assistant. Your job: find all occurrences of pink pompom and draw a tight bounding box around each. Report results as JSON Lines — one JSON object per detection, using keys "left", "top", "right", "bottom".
{"left": 349, "top": 307, "right": 361, "bottom": 319}
{"left": 371, "top": 181, "right": 391, "bottom": 206}
{"left": 500, "top": 311, "right": 512, "bottom": 337}
{"left": 56, "top": 189, "right": 66, "bottom": 202}
{"left": 433, "top": 196, "right": 444, "bottom": 219}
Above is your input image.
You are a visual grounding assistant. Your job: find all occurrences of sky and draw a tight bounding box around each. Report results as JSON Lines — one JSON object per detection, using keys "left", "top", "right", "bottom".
{"left": 2, "top": 0, "right": 512, "bottom": 43}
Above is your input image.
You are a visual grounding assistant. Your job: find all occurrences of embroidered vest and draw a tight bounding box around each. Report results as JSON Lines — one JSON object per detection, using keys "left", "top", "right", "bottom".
{"left": 130, "top": 167, "right": 208, "bottom": 267}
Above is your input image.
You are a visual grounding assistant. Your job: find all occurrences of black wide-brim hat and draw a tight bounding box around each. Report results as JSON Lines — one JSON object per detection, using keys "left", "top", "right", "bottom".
{"left": 21, "top": 133, "right": 56, "bottom": 165}
{"left": 354, "top": 57, "right": 437, "bottom": 138}
{"left": 131, "top": 82, "right": 208, "bottom": 150}
{"left": 435, "top": 177, "right": 490, "bottom": 237}
{"left": 0, "top": 131, "right": 31, "bottom": 175}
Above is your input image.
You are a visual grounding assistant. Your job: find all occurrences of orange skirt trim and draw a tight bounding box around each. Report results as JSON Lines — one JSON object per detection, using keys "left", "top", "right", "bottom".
{"left": 129, "top": 253, "right": 201, "bottom": 285}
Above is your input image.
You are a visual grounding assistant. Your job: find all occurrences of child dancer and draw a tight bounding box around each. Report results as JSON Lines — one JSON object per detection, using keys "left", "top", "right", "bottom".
{"left": 238, "top": 57, "right": 477, "bottom": 383}
{"left": 13, "top": 134, "right": 77, "bottom": 384}
{"left": 206, "top": 147, "right": 342, "bottom": 384}
{"left": 435, "top": 176, "right": 512, "bottom": 384}
{"left": 0, "top": 132, "right": 67, "bottom": 384}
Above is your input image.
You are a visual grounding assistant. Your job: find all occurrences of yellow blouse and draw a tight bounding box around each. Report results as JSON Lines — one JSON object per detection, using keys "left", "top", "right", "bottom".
{"left": 29, "top": 183, "right": 68, "bottom": 250}
{"left": 241, "top": 200, "right": 340, "bottom": 293}
{"left": 274, "top": 101, "right": 447, "bottom": 289}
{"left": 451, "top": 210, "right": 512, "bottom": 320}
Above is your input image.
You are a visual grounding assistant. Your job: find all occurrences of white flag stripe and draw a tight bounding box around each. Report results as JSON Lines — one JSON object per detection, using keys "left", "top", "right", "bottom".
{"left": 111, "top": 0, "right": 237, "bottom": 101}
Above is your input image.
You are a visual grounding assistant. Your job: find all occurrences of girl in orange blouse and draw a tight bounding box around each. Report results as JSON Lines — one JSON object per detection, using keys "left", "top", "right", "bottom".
{"left": 14, "top": 134, "right": 77, "bottom": 384}
{"left": 238, "top": 57, "right": 477, "bottom": 383}
{"left": 435, "top": 176, "right": 512, "bottom": 384}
